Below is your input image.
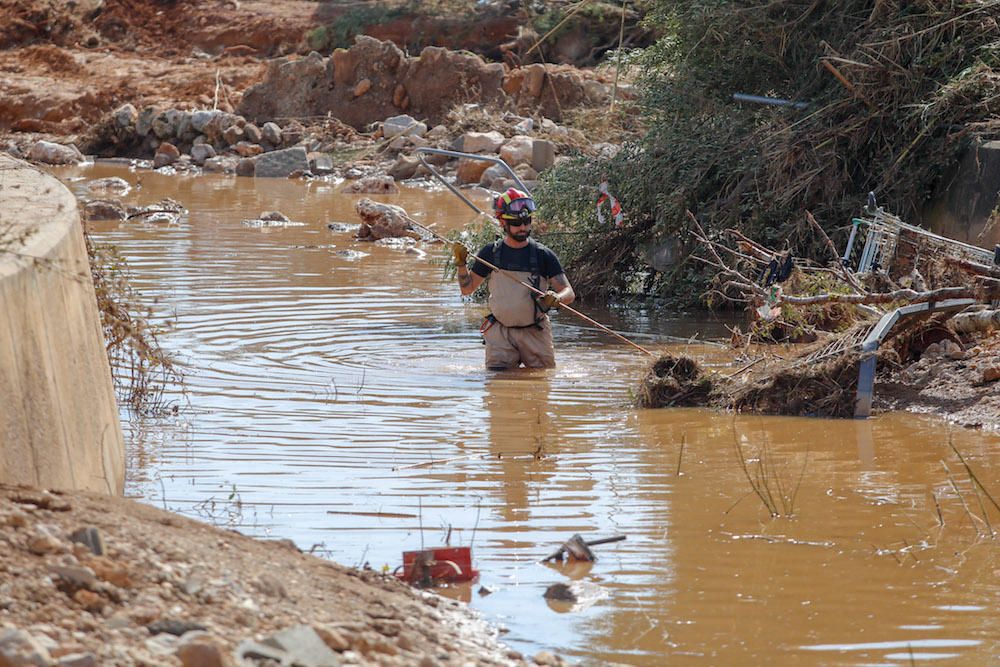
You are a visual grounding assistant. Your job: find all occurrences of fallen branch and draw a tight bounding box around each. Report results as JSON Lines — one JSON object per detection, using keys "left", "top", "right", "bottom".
{"left": 804, "top": 210, "right": 869, "bottom": 296}
{"left": 780, "top": 284, "right": 996, "bottom": 306}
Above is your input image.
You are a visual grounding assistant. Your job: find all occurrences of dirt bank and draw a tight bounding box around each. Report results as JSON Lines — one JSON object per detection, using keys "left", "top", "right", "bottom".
{"left": 0, "top": 483, "right": 553, "bottom": 666}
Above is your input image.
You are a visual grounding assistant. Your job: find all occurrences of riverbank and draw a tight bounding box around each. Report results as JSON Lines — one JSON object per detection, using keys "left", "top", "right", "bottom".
{"left": 0, "top": 482, "right": 553, "bottom": 666}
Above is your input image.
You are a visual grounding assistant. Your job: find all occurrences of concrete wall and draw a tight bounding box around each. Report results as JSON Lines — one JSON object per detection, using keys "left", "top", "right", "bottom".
{"left": 0, "top": 154, "right": 124, "bottom": 494}
{"left": 918, "top": 139, "right": 1000, "bottom": 248}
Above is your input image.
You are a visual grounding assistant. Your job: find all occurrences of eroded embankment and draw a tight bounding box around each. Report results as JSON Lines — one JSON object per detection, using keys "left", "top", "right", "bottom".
{"left": 0, "top": 154, "right": 124, "bottom": 493}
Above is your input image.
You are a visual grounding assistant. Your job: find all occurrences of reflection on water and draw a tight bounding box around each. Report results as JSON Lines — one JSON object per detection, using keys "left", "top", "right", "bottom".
{"left": 59, "top": 163, "right": 1000, "bottom": 665}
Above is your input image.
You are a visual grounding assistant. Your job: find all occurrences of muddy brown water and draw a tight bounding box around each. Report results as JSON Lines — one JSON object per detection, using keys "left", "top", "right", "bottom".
{"left": 58, "top": 163, "right": 1000, "bottom": 665}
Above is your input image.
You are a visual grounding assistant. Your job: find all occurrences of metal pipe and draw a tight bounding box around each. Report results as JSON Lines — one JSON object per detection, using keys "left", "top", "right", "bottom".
{"left": 732, "top": 93, "right": 810, "bottom": 110}
{"left": 414, "top": 148, "right": 531, "bottom": 217}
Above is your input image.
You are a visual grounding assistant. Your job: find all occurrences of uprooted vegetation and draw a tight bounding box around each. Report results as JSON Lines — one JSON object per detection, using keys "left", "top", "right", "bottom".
{"left": 638, "top": 202, "right": 1000, "bottom": 420}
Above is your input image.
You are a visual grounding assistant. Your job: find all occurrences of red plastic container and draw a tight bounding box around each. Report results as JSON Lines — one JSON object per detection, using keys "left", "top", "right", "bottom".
{"left": 398, "top": 546, "right": 479, "bottom": 586}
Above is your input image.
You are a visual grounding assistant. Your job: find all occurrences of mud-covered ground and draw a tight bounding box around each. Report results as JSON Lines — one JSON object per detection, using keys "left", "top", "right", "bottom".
{"left": 0, "top": 483, "right": 550, "bottom": 666}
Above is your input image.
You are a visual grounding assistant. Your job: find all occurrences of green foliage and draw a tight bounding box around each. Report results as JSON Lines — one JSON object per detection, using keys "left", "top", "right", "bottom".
{"left": 308, "top": 5, "right": 401, "bottom": 52}
{"left": 540, "top": 0, "right": 1000, "bottom": 306}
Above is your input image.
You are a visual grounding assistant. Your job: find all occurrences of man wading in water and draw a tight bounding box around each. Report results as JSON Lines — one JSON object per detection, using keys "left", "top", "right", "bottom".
{"left": 454, "top": 188, "right": 575, "bottom": 370}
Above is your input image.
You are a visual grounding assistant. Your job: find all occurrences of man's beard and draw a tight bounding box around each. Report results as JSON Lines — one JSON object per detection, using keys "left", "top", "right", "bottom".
{"left": 510, "top": 228, "right": 531, "bottom": 242}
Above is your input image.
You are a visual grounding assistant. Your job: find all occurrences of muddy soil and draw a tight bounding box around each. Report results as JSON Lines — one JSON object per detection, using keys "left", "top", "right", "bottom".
{"left": 0, "top": 483, "right": 550, "bottom": 666}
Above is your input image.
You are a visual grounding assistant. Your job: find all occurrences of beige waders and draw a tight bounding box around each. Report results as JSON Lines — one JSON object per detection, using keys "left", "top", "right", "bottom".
{"left": 482, "top": 268, "right": 555, "bottom": 369}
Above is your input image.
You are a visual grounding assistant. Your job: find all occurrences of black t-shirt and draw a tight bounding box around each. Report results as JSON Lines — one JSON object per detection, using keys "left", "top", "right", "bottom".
{"left": 471, "top": 239, "right": 564, "bottom": 279}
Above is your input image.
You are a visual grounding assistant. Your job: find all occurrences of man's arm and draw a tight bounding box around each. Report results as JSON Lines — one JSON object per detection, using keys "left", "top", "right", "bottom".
{"left": 549, "top": 273, "right": 575, "bottom": 305}
{"left": 458, "top": 263, "right": 486, "bottom": 296}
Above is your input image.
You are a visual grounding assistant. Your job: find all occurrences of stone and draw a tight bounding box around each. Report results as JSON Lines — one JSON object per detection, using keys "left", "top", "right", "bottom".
{"left": 57, "top": 653, "right": 98, "bottom": 667}
{"left": 254, "top": 147, "right": 309, "bottom": 178}
{"left": 354, "top": 198, "right": 421, "bottom": 241}
{"left": 0, "top": 627, "right": 53, "bottom": 667}
{"left": 136, "top": 106, "right": 158, "bottom": 137}
{"left": 236, "top": 158, "right": 257, "bottom": 177}
{"left": 315, "top": 627, "right": 350, "bottom": 652}
{"left": 462, "top": 131, "right": 504, "bottom": 154}
{"left": 261, "top": 122, "right": 282, "bottom": 146}
{"left": 533, "top": 650, "right": 562, "bottom": 666}
{"left": 353, "top": 78, "right": 371, "bottom": 97}
{"left": 190, "top": 143, "right": 216, "bottom": 165}
{"left": 307, "top": 152, "right": 334, "bottom": 175}
{"left": 514, "top": 163, "right": 538, "bottom": 181}
{"left": 261, "top": 625, "right": 340, "bottom": 666}
{"left": 27, "top": 141, "right": 84, "bottom": 165}
{"left": 499, "top": 135, "right": 533, "bottom": 167}
{"left": 531, "top": 139, "right": 556, "bottom": 173}
{"left": 233, "top": 142, "right": 263, "bottom": 157}
{"left": 151, "top": 112, "right": 174, "bottom": 139}
{"left": 153, "top": 142, "right": 180, "bottom": 168}
{"left": 983, "top": 366, "right": 1000, "bottom": 383}
{"left": 176, "top": 632, "right": 226, "bottom": 667}
{"left": 189, "top": 110, "right": 220, "bottom": 133}
{"left": 523, "top": 64, "right": 546, "bottom": 97}
{"left": 478, "top": 164, "right": 507, "bottom": 187}
{"left": 222, "top": 124, "right": 244, "bottom": 146}
{"left": 148, "top": 620, "right": 208, "bottom": 637}
{"left": 84, "top": 199, "right": 127, "bottom": 222}
{"left": 112, "top": 103, "right": 137, "bottom": 130}
{"left": 243, "top": 123, "right": 262, "bottom": 144}
{"left": 198, "top": 155, "right": 233, "bottom": 172}
{"left": 341, "top": 175, "right": 398, "bottom": 194}
{"left": 455, "top": 158, "right": 491, "bottom": 185}
{"left": 49, "top": 564, "right": 98, "bottom": 590}
{"left": 388, "top": 155, "right": 420, "bottom": 180}
{"left": 383, "top": 114, "right": 426, "bottom": 140}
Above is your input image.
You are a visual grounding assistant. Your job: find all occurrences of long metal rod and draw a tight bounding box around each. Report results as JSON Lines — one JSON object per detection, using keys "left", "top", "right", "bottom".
{"left": 414, "top": 147, "right": 531, "bottom": 216}
{"left": 407, "top": 218, "right": 655, "bottom": 357}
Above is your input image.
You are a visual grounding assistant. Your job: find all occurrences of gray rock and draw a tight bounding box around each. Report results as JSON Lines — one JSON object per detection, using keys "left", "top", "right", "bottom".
{"left": 235, "top": 158, "right": 256, "bottom": 177}
{"left": 462, "top": 130, "right": 504, "bottom": 154}
{"left": 388, "top": 155, "right": 420, "bottom": 180}
{"left": 308, "top": 152, "right": 334, "bottom": 175}
{"left": 112, "top": 103, "right": 137, "bottom": 131}
{"left": 84, "top": 199, "right": 127, "bottom": 222}
{"left": 136, "top": 107, "right": 158, "bottom": 137}
{"left": 57, "top": 653, "right": 97, "bottom": 667}
{"left": 254, "top": 147, "right": 309, "bottom": 178}
{"left": 190, "top": 143, "right": 216, "bottom": 166}
{"left": 0, "top": 627, "right": 53, "bottom": 667}
{"left": 531, "top": 139, "right": 556, "bottom": 173}
{"left": 383, "top": 114, "right": 426, "bottom": 139}
{"left": 151, "top": 112, "right": 174, "bottom": 139}
{"left": 49, "top": 564, "right": 98, "bottom": 590}
{"left": 27, "top": 141, "right": 84, "bottom": 165}
{"left": 261, "top": 122, "right": 282, "bottom": 146}
{"left": 222, "top": 124, "right": 244, "bottom": 146}
{"left": 243, "top": 123, "right": 262, "bottom": 144}
{"left": 202, "top": 156, "right": 238, "bottom": 173}
{"left": 259, "top": 625, "right": 340, "bottom": 667}
{"left": 189, "top": 110, "right": 220, "bottom": 134}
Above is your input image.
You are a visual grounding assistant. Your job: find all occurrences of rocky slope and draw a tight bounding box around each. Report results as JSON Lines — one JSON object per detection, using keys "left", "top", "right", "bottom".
{"left": 0, "top": 483, "right": 551, "bottom": 667}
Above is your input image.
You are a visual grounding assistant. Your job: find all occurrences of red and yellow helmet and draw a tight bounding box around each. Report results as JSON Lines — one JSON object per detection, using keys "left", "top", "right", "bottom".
{"left": 494, "top": 187, "right": 536, "bottom": 221}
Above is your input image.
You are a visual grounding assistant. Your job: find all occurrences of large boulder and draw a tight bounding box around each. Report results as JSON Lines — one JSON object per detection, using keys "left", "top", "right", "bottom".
{"left": 354, "top": 198, "right": 422, "bottom": 241}
{"left": 27, "top": 140, "right": 84, "bottom": 165}
{"left": 254, "top": 147, "right": 309, "bottom": 178}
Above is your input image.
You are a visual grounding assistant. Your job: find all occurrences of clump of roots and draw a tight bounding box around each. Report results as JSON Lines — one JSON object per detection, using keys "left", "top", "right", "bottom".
{"left": 636, "top": 354, "right": 715, "bottom": 408}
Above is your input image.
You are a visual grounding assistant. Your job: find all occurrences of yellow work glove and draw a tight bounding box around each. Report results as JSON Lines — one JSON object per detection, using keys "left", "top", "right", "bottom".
{"left": 452, "top": 242, "right": 469, "bottom": 266}
{"left": 536, "top": 290, "right": 561, "bottom": 310}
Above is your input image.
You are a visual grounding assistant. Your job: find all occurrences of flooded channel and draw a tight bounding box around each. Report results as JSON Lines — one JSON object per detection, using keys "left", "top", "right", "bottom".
{"left": 61, "top": 163, "right": 1000, "bottom": 665}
